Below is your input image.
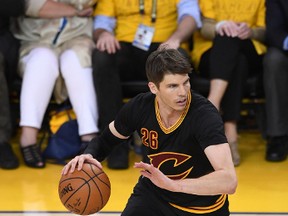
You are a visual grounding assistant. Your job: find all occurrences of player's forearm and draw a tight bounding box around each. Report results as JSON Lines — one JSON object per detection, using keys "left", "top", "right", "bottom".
{"left": 171, "top": 169, "right": 237, "bottom": 195}
{"left": 168, "top": 15, "right": 197, "bottom": 44}
{"left": 84, "top": 122, "right": 129, "bottom": 161}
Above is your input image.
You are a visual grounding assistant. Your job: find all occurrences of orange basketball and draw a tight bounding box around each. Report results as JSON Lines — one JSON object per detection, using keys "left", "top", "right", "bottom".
{"left": 58, "top": 163, "right": 111, "bottom": 215}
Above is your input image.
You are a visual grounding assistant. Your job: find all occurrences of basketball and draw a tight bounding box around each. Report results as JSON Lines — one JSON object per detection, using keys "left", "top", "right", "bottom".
{"left": 58, "top": 163, "right": 111, "bottom": 215}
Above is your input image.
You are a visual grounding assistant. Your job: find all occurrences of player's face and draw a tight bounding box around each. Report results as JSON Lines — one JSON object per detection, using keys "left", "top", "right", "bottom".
{"left": 151, "top": 73, "right": 191, "bottom": 112}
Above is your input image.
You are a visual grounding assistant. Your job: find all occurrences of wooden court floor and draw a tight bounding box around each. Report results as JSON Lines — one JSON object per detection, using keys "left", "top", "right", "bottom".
{"left": 0, "top": 130, "right": 288, "bottom": 216}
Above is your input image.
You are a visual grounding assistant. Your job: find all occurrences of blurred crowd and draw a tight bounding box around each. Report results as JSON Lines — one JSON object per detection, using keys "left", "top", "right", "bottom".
{"left": 0, "top": 0, "right": 287, "bottom": 170}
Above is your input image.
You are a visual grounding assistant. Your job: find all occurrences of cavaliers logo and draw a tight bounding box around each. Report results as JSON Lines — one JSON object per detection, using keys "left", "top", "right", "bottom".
{"left": 148, "top": 152, "right": 193, "bottom": 180}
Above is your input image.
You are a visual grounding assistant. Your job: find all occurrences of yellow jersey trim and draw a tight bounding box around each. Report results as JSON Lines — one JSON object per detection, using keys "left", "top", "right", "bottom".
{"left": 169, "top": 194, "right": 227, "bottom": 214}
{"left": 155, "top": 91, "right": 192, "bottom": 134}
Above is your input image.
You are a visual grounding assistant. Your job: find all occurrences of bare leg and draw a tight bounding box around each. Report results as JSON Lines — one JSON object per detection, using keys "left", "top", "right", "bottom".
{"left": 224, "top": 121, "right": 240, "bottom": 166}
{"left": 207, "top": 79, "right": 240, "bottom": 166}
{"left": 20, "top": 126, "right": 38, "bottom": 147}
{"left": 81, "top": 133, "right": 97, "bottom": 142}
{"left": 207, "top": 79, "right": 228, "bottom": 110}
{"left": 20, "top": 126, "right": 44, "bottom": 168}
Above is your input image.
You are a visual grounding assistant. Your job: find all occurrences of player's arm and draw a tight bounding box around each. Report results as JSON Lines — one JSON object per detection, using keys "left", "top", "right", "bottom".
{"left": 135, "top": 143, "right": 237, "bottom": 195}
{"left": 62, "top": 121, "right": 129, "bottom": 175}
{"left": 174, "top": 143, "right": 237, "bottom": 195}
{"left": 84, "top": 121, "right": 128, "bottom": 161}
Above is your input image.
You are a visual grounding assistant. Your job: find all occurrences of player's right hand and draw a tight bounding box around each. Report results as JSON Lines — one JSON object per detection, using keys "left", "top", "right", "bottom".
{"left": 61, "top": 154, "right": 102, "bottom": 175}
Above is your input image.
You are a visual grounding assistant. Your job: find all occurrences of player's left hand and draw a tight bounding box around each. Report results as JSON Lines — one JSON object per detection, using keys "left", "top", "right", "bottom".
{"left": 134, "top": 161, "right": 174, "bottom": 191}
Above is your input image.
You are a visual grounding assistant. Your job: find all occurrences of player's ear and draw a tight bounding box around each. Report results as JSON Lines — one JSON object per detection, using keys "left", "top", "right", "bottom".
{"left": 148, "top": 82, "right": 157, "bottom": 94}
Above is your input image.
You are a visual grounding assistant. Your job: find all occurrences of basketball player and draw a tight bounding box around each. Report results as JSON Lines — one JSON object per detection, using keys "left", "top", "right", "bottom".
{"left": 62, "top": 48, "right": 237, "bottom": 216}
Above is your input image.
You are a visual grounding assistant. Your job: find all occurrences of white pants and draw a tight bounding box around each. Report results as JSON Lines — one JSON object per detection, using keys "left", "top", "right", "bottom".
{"left": 20, "top": 47, "right": 99, "bottom": 135}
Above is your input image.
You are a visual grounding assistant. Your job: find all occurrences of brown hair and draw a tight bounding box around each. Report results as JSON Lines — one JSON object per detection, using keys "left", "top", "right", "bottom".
{"left": 145, "top": 48, "right": 192, "bottom": 87}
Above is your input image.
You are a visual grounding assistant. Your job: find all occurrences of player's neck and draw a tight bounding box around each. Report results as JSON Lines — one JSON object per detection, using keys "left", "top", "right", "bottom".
{"left": 159, "top": 108, "right": 182, "bottom": 128}
{"left": 156, "top": 97, "right": 184, "bottom": 128}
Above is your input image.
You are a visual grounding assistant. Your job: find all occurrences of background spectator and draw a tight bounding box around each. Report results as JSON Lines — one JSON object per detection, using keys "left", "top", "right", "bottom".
{"left": 191, "top": 0, "right": 266, "bottom": 166}
{"left": 0, "top": 0, "right": 26, "bottom": 169}
{"left": 63, "top": 48, "right": 237, "bottom": 216}
{"left": 263, "top": 0, "right": 288, "bottom": 162}
{"left": 11, "top": 0, "right": 99, "bottom": 168}
{"left": 91, "top": 0, "right": 201, "bottom": 169}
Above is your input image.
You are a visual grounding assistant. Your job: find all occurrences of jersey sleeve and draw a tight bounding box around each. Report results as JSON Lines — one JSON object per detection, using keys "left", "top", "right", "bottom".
{"left": 114, "top": 93, "right": 151, "bottom": 137}
{"left": 193, "top": 97, "right": 228, "bottom": 149}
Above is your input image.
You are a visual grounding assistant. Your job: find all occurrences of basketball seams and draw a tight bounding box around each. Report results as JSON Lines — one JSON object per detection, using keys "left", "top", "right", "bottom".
{"left": 72, "top": 170, "right": 105, "bottom": 213}
{"left": 60, "top": 178, "right": 90, "bottom": 203}
{"left": 84, "top": 163, "right": 111, "bottom": 189}
{"left": 59, "top": 177, "right": 91, "bottom": 214}
{"left": 80, "top": 164, "right": 109, "bottom": 199}
{"left": 60, "top": 176, "right": 87, "bottom": 185}
{"left": 89, "top": 175, "right": 106, "bottom": 208}
{"left": 81, "top": 164, "right": 111, "bottom": 203}
{"left": 79, "top": 180, "right": 91, "bottom": 215}
{"left": 94, "top": 172, "right": 111, "bottom": 188}
{"left": 59, "top": 163, "right": 111, "bottom": 215}
{"left": 81, "top": 163, "right": 104, "bottom": 178}
{"left": 85, "top": 164, "right": 111, "bottom": 209}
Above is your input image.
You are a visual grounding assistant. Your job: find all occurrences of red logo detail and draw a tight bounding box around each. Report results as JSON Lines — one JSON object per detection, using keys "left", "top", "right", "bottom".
{"left": 148, "top": 152, "right": 193, "bottom": 180}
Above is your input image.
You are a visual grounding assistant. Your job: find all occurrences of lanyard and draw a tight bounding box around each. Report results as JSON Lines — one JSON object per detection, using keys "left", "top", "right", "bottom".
{"left": 139, "top": 0, "right": 157, "bottom": 23}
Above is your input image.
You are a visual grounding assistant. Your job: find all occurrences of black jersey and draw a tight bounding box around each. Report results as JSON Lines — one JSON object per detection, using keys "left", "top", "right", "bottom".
{"left": 114, "top": 90, "right": 229, "bottom": 215}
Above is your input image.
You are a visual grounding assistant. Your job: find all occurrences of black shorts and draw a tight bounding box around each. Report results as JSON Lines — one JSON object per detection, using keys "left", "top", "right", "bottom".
{"left": 121, "top": 182, "right": 176, "bottom": 216}
{"left": 121, "top": 179, "right": 230, "bottom": 216}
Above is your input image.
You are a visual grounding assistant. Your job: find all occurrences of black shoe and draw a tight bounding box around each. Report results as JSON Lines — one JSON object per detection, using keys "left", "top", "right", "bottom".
{"left": 107, "top": 140, "right": 129, "bottom": 169}
{"left": 265, "top": 136, "right": 288, "bottom": 162}
{"left": 21, "top": 144, "right": 45, "bottom": 168}
{"left": 0, "top": 143, "right": 20, "bottom": 169}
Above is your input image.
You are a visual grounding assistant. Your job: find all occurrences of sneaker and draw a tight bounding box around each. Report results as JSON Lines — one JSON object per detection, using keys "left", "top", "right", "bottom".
{"left": 266, "top": 136, "right": 288, "bottom": 162}
{"left": 229, "top": 141, "right": 240, "bottom": 166}
{"left": 0, "top": 142, "right": 20, "bottom": 169}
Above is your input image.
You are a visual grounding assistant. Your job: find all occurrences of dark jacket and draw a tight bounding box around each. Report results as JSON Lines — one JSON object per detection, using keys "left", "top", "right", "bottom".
{"left": 266, "top": 0, "right": 288, "bottom": 50}
{"left": 0, "top": 0, "right": 25, "bottom": 84}
{"left": 0, "top": 0, "right": 25, "bottom": 34}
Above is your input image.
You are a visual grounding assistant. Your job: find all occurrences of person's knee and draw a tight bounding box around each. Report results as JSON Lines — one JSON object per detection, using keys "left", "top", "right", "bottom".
{"left": 264, "top": 47, "right": 286, "bottom": 67}
{"left": 214, "top": 34, "right": 239, "bottom": 44}
{"left": 92, "top": 49, "right": 115, "bottom": 66}
{"left": 263, "top": 47, "right": 287, "bottom": 80}
{"left": 60, "top": 49, "right": 81, "bottom": 73}
{"left": 23, "top": 47, "right": 59, "bottom": 78}
{"left": 92, "top": 49, "right": 116, "bottom": 77}
{"left": 29, "top": 47, "right": 56, "bottom": 61}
